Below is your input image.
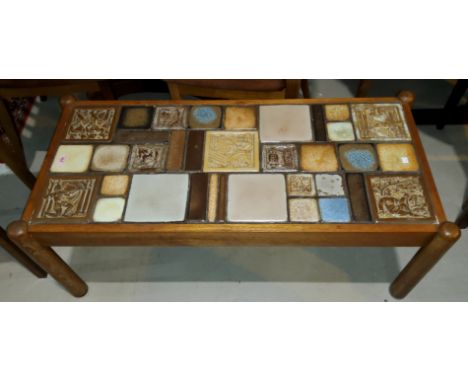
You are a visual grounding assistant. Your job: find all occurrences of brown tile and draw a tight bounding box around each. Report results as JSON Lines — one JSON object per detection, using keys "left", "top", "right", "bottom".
{"left": 324, "top": 104, "right": 350, "bottom": 121}
{"left": 346, "top": 174, "right": 371, "bottom": 221}
{"left": 152, "top": 106, "right": 188, "bottom": 129}
{"left": 128, "top": 144, "right": 168, "bottom": 172}
{"left": 189, "top": 106, "right": 222, "bottom": 129}
{"left": 101, "top": 175, "right": 129, "bottom": 196}
{"left": 262, "top": 144, "right": 298, "bottom": 172}
{"left": 207, "top": 174, "right": 219, "bottom": 222}
{"left": 224, "top": 106, "right": 257, "bottom": 130}
{"left": 376, "top": 143, "right": 419, "bottom": 172}
{"left": 185, "top": 131, "right": 205, "bottom": 171}
{"left": 217, "top": 174, "right": 227, "bottom": 222}
{"left": 300, "top": 144, "right": 338, "bottom": 172}
{"left": 119, "top": 107, "right": 154, "bottom": 129}
{"left": 312, "top": 105, "right": 327, "bottom": 141}
{"left": 287, "top": 174, "right": 315, "bottom": 197}
{"left": 116, "top": 130, "right": 169, "bottom": 143}
{"left": 166, "top": 130, "right": 186, "bottom": 171}
{"left": 187, "top": 173, "right": 208, "bottom": 220}
{"left": 65, "top": 108, "right": 116, "bottom": 141}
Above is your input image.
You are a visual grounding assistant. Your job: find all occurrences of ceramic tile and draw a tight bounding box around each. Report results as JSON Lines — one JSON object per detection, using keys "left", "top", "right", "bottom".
{"left": 36, "top": 177, "right": 96, "bottom": 219}
{"left": 116, "top": 130, "right": 169, "bottom": 143}
{"left": 119, "top": 107, "right": 153, "bottom": 129}
{"left": 259, "top": 105, "right": 313, "bottom": 142}
{"left": 124, "top": 174, "right": 189, "bottom": 222}
{"left": 326, "top": 122, "right": 355, "bottom": 141}
{"left": 166, "top": 131, "right": 186, "bottom": 171}
{"left": 351, "top": 103, "right": 411, "bottom": 141}
{"left": 185, "top": 131, "right": 205, "bottom": 171}
{"left": 91, "top": 145, "right": 129, "bottom": 172}
{"left": 318, "top": 198, "right": 351, "bottom": 222}
{"left": 339, "top": 144, "right": 378, "bottom": 172}
{"left": 324, "top": 105, "right": 350, "bottom": 121}
{"left": 224, "top": 106, "right": 257, "bottom": 130}
{"left": 287, "top": 174, "right": 315, "bottom": 197}
{"left": 288, "top": 198, "right": 320, "bottom": 222}
{"left": 207, "top": 174, "right": 219, "bottom": 222}
{"left": 300, "top": 144, "right": 338, "bottom": 172}
{"left": 189, "top": 106, "right": 222, "bottom": 129}
{"left": 187, "top": 173, "right": 208, "bottom": 220}
{"left": 217, "top": 174, "right": 228, "bottom": 221}
{"left": 93, "top": 197, "right": 126, "bottom": 222}
{"left": 152, "top": 106, "right": 188, "bottom": 129}
{"left": 312, "top": 105, "right": 327, "bottom": 141}
{"left": 203, "top": 131, "right": 259, "bottom": 172}
{"left": 227, "top": 174, "right": 287, "bottom": 222}
{"left": 367, "top": 175, "right": 432, "bottom": 220}
{"left": 346, "top": 174, "right": 371, "bottom": 221}
{"left": 65, "top": 108, "right": 115, "bottom": 141}
{"left": 128, "top": 144, "right": 168, "bottom": 172}
{"left": 376, "top": 143, "right": 419, "bottom": 172}
{"left": 101, "top": 175, "right": 129, "bottom": 196}
{"left": 315, "top": 174, "right": 345, "bottom": 196}
{"left": 262, "top": 144, "right": 298, "bottom": 172}
{"left": 50, "top": 145, "right": 93, "bottom": 173}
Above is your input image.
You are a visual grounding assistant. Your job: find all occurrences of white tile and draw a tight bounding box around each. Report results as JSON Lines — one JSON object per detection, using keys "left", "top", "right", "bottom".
{"left": 50, "top": 145, "right": 93, "bottom": 173}
{"left": 259, "top": 105, "right": 313, "bottom": 142}
{"left": 93, "top": 197, "right": 126, "bottom": 222}
{"left": 315, "top": 174, "right": 345, "bottom": 196}
{"left": 124, "top": 174, "right": 189, "bottom": 222}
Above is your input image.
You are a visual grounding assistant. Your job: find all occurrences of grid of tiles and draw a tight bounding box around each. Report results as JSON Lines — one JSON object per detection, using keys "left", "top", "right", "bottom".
{"left": 32, "top": 103, "right": 434, "bottom": 224}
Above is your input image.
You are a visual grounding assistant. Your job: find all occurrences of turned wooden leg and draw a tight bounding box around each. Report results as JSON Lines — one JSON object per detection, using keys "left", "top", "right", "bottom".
{"left": 7, "top": 221, "right": 88, "bottom": 297}
{"left": 455, "top": 198, "right": 468, "bottom": 229}
{"left": 0, "top": 226, "right": 46, "bottom": 278}
{"left": 390, "top": 222, "right": 461, "bottom": 299}
{"left": 356, "top": 79, "right": 372, "bottom": 97}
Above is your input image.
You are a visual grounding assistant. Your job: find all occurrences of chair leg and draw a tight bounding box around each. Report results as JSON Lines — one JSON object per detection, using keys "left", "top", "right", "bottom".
{"left": 285, "top": 80, "right": 301, "bottom": 98}
{"left": 356, "top": 79, "right": 372, "bottom": 97}
{"left": 455, "top": 198, "right": 468, "bottom": 229}
{"left": 301, "top": 79, "right": 311, "bottom": 98}
{"left": 0, "top": 133, "right": 36, "bottom": 189}
{"left": 436, "top": 79, "right": 468, "bottom": 130}
{"left": 167, "top": 82, "right": 183, "bottom": 100}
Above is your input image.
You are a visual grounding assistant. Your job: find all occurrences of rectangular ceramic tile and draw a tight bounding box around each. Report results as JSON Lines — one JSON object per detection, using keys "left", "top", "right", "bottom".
{"left": 217, "top": 174, "right": 228, "bottom": 222}
{"left": 300, "top": 144, "right": 338, "bottom": 172}
{"left": 50, "top": 145, "right": 93, "bottom": 173}
{"left": 326, "top": 122, "right": 355, "bottom": 141}
{"left": 351, "top": 103, "right": 411, "bottom": 141}
{"left": 339, "top": 144, "right": 378, "bottom": 172}
{"left": 189, "top": 106, "right": 222, "bottom": 129}
{"left": 166, "top": 130, "right": 186, "bottom": 171}
{"left": 312, "top": 105, "right": 327, "bottom": 141}
{"left": 207, "top": 174, "right": 219, "bottom": 222}
{"left": 227, "top": 174, "right": 287, "bottom": 222}
{"left": 91, "top": 145, "right": 129, "bottom": 172}
{"left": 287, "top": 174, "right": 315, "bottom": 197}
{"left": 124, "top": 174, "right": 189, "bottom": 222}
{"left": 187, "top": 173, "right": 208, "bottom": 220}
{"left": 324, "top": 105, "right": 350, "bottom": 121}
{"left": 376, "top": 143, "right": 419, "bottom": 172}
{"left": 116, "top": 130, "right": 169, "bottom": 143}
{"left": 224, "top": 106, "right": 257, "bottom": 130}
{"left": 259, "top": 105, "right": 313, "bottom": 142}
{"left": 203, "top": 131, "right": 259, "bottom": 172}
{"left": 119, "top": 107, "right": 154, "bottom": 129}
{"left": 128, "top": 144, "right": 168, "bottom": 172}
{"left": 185, "top": 131, "right": 204, "bottom": 171}
{"left": 289, "top": 198, "right": 320, "bottom": 222}
{"left": 346, "top": 174, "right": 371, "bottom": 221}
{"left": 101, "top": 175, "right": 129, "bottom": 196}
{"left": 36, "top": 177, "right": 96, "bottom": 220}
{"left": 65, "top": 108, "right": 115, "bottom": 141}
{"left": 152, "top": 106, "right": 188, "bottom": 129}
{"left": 367, "top": 175, "right": 432, "bottom": 221}
{"left": 262, "top": 144, "right": 298, "bottom": 172}
{"left": 315, "top": 174, "right": 345, "bottom": 196}
{"left": 318, "top": 198, "right": 351, "bottom": 222}
{"left": 93, "top": 197, "right": 126, "bottom": 222}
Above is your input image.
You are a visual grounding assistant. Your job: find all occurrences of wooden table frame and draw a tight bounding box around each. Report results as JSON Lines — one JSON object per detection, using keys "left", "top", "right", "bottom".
{"left": 7, "top": 94, "right": 461, "bottom": 299}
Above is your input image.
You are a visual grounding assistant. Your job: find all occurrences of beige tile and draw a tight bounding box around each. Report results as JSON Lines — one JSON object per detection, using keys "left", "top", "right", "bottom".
{"left": 50, "top": 145, "right": 93, "bottom": 173}
{"left": 207, "top": 174, "right": 219, "bottom": 222}
{"left": 315, "top": 174, "right": 345, "bottom": 196}
{"left": 91, "top": 145, "right": 130, "bottom": 172}
{"left": 376, "top": 143, "right": 419, "bottom": 171}
{"left": 224, "top": 107, "right": 257, "bottom": 130}
{"left": 259, "top": 105, "right": 313, "bottom": 142}
{"left": 101, "top": 175, "right": 129, "bottom": 196}
{"left": 326, "top": 122, "right": 355, "bottom": 141}
{"left": 324, "top": 105, "right": 350, "bottom": 121}
{"left": 300, "top": 144, "right": 338, "bottom": 172}
{"left": 289, "top": 198, "right": 320, "bottom": 222}
{"left": 152, "top": 106, "right": 188, "bottom": 129}
{"left": 93, "top": 197, "right": 126, "bottom": 222}
{"left": 287, "top": 174, "right": 315, "bottom": 197}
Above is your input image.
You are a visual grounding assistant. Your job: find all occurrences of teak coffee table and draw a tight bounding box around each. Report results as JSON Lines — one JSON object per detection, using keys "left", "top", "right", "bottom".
{"left": 8, "top": 93, "right": 461, "bottom": 299}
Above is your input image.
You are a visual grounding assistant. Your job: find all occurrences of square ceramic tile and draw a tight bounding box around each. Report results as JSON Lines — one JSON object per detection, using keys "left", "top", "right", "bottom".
{"left": 152, "top": 106, "right": 188, "bottom": 129}
{"left": 189, "top": 106, "right": 222, "bottom": 129}
{"left": 376, "top": 143, "right": 419, "bottom": 172}
{"left": 300, "top": 144, "right": 338, "bottom": 172}
{"left": 259, "top": 105, "right": 313, "bottom": 142}
{"left": 367, "top": 175, "right": 432, "bottom": 220}
{"left": 315, "top": 174, "right": 345, "bottom": 196}
{"left": 227, "top": 174, "right": 287, "bottom": 222}
{"left": 326, "top": 122, "right": 355, "bottom": 141}
{"left": 119, "top": 107, "right": 154, "bottom": 129}
{"left": 324, "top": 105, "right": 350, "bottom": 121}
{"left": 50, "top": 145, "right": 93, "bottom": 173}
{"left": 124, "top": 174, "right": 189, "bottom": 222}
{"left": 203, "top": 131, "right": 259, "bottom": 172}
{"left": 339, "top": 144, "right": 378, "bottom": 172}
{"left": 318, "top": 198, "right": 351, "bottom": 222}
{"left": 224, "top": 106, "right": 257, "bottom": 130}
{"left": 262, "top": 144, "right": 298, "bottom": 172}
{"left": 351, "top": 103, "right": 411, "bottom": 141}
{"left": 128, "top": 144, "right": 168, "bottom": 172}
{"left": 93, "top": 197, "right": 126, "bottom": 222}
{"left": 65, "top": 108, "right": 115, "bottom": 141}
{"left": 289, "top": 198, "right": 320, "bottom": 222}
{"left": 36, "top": 177, "right": 96, "bottom": 219}
{"left": 101, "top": 175, "right": 129, "bottom": 196}
{"left": 287, "top": 174, "right": 315, "bottom": 197}
{"left": 91, "top": 145, "right": 129, "bottom": 172}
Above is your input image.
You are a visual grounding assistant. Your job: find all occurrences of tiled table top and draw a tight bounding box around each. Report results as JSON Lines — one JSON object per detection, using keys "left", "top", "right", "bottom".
{"left": 27, "top": 99, "right": 442, "bottom": 226}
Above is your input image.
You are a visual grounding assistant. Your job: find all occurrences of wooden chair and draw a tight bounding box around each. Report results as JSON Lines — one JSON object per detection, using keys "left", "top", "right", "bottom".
{"left": 455, "top": 198, "right": 468, "bottom": 229}
{"left": 165, "top": 79, "right": 310, "bottom": 100}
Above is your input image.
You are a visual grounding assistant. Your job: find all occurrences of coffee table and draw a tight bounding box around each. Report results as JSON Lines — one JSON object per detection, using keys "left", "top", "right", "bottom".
{"left": 7, "top": 93, "right": 460, "bottom": 299}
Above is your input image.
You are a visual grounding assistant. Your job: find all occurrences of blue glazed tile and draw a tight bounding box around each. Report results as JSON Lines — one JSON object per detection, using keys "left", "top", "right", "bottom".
{"left": 319, "top": 198, "right": 351, "bottom": 222}
{"left": 189, "top": 106, "right": 221, "bottom": 129}
{"left": 339, "top": 144, "right": 377, "bottom": 172}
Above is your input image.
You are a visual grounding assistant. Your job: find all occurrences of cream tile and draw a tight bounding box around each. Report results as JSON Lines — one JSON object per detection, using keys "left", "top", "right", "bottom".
{"left": 326, "top": 122, "right": 355, "bottom": 141}
{"left": 259, "top": 105, "right": 313, "bottom": 142}
{"left": 289, "top": 198, "right": 320, "bottom": 222}
{"left": 93, "top": 197, "right": 126, "bottom": 222}
{"left": 50, "top": 145, "right": 93, "bottom": 173}
{"left": 91, "top": 145, "right": 129, "bottom": 172}
{"left": 315, "top": 174, "right": 345, "bottom": 196}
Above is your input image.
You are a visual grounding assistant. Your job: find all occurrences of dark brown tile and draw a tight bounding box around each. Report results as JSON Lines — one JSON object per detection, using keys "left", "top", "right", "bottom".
{"left": 116, "top": 130, "right": 169, "bottom": 143}
{"left": 346, "top": 174, "right": 371, "bottom": 221}
{"left": 185, "top": 131, "right": 204, "bottom": 171}
{"left": 187, "top": 173, "right": 208, "bottom": 220}
{"left": 217, "top": 174, "right": 227, "bottom": 222}
{"left": 166, "top": 130, "right": 186, "bottom": 171}
{"left": 312, "top": 105, "right": 327, "bottom": 141}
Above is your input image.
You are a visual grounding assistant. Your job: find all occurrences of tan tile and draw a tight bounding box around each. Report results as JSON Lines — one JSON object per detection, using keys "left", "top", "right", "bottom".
{"left": 324, "top": 104, "right": 350, "bottom": 121}
{"left": 65, "top": 108, "right": 115, "bottom": 141}
{"left": 287, "top": 174, "right": 315, "bottom": 197}
{"left": 50, "top": 145, "right": 93, "bottom": 173}
{"left": 289, "top": 198, "right": 320, "bottom": 222}
{"left": 207, "top": 174, "right": 219, "bottom": 222}
{"left": 300, "top": 144, "right": 338, "bottom": 172}
{"left": 224, "top": 107, "right": 256, "bottom": 130}
{"left": 203, "top": 131, "right": 259, "bottom": 172}
{"left": 101, "top": 175, "right": 129, "bottom": 196}
{"left": 376, "top": 143, "right": 419, "bottom": 171}
{"left": 91, "top": 145, "right": 130, "bottom": 172}
{"left": 93, "top": 197, "right": 126, "bottom": 222}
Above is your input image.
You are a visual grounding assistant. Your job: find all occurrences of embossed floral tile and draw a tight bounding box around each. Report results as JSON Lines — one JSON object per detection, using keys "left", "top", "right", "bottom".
{"left": 65, "top": 108, "right": 116, "bottom": 141}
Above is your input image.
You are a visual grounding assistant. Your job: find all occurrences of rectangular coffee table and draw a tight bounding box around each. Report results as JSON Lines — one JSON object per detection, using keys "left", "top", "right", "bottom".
{"left": 8, "top": 93, "right": 460, "bottom": 298}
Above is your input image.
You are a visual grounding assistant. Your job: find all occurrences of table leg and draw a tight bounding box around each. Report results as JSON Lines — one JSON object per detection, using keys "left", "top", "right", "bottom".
{"left": 390, "top": 222, "right": 461, "bottom": 299}
{"left": 7, "top": 221, "right": 88, "bottom": 297}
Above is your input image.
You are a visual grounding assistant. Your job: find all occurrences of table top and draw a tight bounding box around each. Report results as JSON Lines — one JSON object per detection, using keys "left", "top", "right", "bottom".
{"left": 21, "top": 97, "right": 446, "bottom": 247}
